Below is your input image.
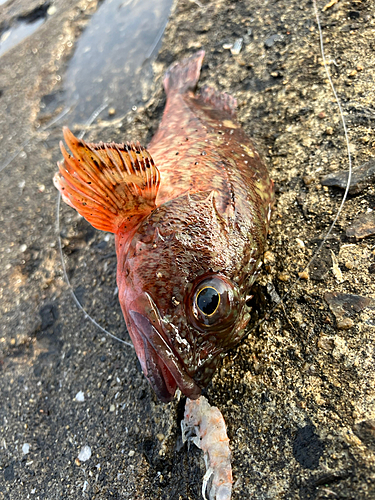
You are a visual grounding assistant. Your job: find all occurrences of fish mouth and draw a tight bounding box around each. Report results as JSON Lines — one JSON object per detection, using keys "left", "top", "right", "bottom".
{"left": 128, "top": 309, "right": 201, "bottom": 403}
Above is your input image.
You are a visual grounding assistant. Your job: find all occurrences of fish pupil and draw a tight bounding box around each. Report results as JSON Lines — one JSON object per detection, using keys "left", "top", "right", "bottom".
{"left": 196, "top": 287, "right": 220, "bottom": 316}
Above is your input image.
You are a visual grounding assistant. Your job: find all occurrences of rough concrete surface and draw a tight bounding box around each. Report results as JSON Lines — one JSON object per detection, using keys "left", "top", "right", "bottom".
{"left": 0, "top": 0, "right": 374, "bottom": 499}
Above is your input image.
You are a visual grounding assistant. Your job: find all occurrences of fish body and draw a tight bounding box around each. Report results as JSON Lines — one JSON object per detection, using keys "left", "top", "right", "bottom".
{"left": 54, "top": 51, "right": 274, "bottom": 402}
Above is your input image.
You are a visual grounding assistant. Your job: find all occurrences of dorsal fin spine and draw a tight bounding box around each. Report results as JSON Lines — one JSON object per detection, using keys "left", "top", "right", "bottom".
{"left": 62, "top": 142, "right": 123, "bottom": 210}
{"left": 59, "top": 146, "right": 120, "bottom": 213}
{"left": 54, "top": 127, "right": 160, "bottom": 234}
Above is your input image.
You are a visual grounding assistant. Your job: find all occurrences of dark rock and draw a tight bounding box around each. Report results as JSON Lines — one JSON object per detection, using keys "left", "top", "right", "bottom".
{"left": 354, "top": 420, "right": 375, "bottom": 452}
{"left": 39, "top": 302, "right": 59, "bottom": 330}
{"left": 73, "top": 285, "right": 86, "bottom": 306}
{"left": 293, "top": 425, "right": 324, "bottom": 470}
{"left": 4, "top": 463, "right": 14, "bottom": 481}
{"left": 324, "top": 292, "right": 375, "bottom": 322}
{"left": 348, "top": 10, "right": 360, "bottom": 20}
{"left": 18, "top": 2, "right": 50, "bottom": 23}
{"left": 346, "top": 106, "right": 375, "bottom": 126}
{"left": 321, "top": 159, "right": 375, "bottom": 194}
{"left": 264, "top": 34, "right": 283, "bottom": 48}
{"left": 346, "top": 211, "right": 375, "bottom": 239}
{"left": 313, "top": 469, "right": 351, "bottom": 487}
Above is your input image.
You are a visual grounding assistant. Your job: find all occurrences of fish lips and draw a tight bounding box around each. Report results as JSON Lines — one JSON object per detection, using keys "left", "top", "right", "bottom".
{"left": 128, "top": 310, "right": 201, "bottom": 403}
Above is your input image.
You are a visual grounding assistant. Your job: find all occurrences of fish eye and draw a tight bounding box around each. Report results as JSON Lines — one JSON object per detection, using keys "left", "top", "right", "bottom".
{"left": 189, "top": 275, "right": 239, "bottom": 330}
{"left": 196, "top": 286, "right": 220, "bottom": 316}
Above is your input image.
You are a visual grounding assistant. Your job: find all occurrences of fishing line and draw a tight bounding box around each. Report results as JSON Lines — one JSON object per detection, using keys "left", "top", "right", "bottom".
{"left": 0, "top": 93, "right": 131, "bottom": 345}
{"left": 0, "top": 105, "right": 73, "bottom": 175}
{"left": 145, "top": 17, "right": 170, "bottom": 61}
{"left": 77, "top": 101, "right": 109, "bottom": 141}
{"left": 56, "top": 101, "right": 134, "bottom": 348}
{"left": 248, "top": 0, "right": 352, "bottom": 333}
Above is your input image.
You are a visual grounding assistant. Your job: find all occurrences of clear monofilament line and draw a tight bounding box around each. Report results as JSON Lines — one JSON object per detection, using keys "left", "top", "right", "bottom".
{"left": 56, "top": 101, "right": 134, "bottom": 348}
{"left": 248, "top": 0, "right": 353, "bottom": 333}
{"left": 0, "top": 106, "right": 73, "bottom": 175}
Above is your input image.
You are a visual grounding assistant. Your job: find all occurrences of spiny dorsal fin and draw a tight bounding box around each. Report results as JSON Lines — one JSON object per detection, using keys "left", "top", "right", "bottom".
{"left": 200, "top": 86, "right": 237, "bottom": 117}
{"left": 54, "top": 127, "right": 160, "bottom": 234}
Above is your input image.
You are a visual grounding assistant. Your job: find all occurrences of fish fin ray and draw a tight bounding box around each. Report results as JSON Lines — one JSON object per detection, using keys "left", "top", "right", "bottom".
{"left": 54, "top": 127, "right": 160, "bottom": 233}
{"left": 200, "top": 86, "right": 237, "bottom": 117}
{"left": 163, "top": 50, "right": 205, "bottom": 95}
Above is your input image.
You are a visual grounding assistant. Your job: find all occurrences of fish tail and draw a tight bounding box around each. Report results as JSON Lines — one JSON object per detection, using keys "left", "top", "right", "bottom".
{"left": 163, "top": 50, "right": 205, "bottom": 95}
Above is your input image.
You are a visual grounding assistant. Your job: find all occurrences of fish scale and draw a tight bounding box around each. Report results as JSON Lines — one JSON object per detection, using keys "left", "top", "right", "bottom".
{"left": 54, "top": 50, "right": 274, "bottom": 402}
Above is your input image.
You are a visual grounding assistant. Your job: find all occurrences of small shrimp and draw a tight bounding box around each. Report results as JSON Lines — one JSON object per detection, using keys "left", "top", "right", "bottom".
{"left": 181, "top": 396, "right": 232, "bottom": 500}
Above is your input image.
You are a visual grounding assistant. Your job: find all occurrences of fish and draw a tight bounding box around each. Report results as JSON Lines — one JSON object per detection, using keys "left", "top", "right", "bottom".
{"left": 53, "top": 50, "right": 274, "bottom": 403}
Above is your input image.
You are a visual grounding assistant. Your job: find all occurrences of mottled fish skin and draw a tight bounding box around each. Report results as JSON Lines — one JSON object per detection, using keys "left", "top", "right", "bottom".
{"left": 116, "top": 51, "right": 274, "bottom": 399}
{"left": 54, "top": 51, "right": 274, "bottom": 402}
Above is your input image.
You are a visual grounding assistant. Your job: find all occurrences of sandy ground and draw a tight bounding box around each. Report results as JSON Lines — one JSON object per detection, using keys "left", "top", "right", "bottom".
{"left": 0, "top": 0, "right": 375, "bottom": 498}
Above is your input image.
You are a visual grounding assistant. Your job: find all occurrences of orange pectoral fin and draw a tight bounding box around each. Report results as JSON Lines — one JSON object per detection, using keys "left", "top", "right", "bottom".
{"left": 53, "top": 127, "right": 160, "bottom": 234}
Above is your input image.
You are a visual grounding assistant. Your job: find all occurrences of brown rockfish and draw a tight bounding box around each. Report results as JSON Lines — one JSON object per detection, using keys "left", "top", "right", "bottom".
{"left": 54, "top": 51, "right": 274, "bottom": 402}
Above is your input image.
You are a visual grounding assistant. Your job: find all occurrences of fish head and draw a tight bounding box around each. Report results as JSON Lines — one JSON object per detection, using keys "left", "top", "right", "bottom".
{"left": 118, "top": 191, "right": 261, "bottom": 402}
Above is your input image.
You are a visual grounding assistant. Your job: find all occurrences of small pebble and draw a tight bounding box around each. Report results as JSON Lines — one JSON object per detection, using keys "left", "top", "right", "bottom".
{"left": 325, "top": 292, "right": 375, "bottom": 330}
{"left": 22, "top": 443, "right": 30, "bottom": 455}
{"left": 278, "top": 272, "right": 290, "bottom": 282}
{"left": 303, "top": 175, "right": 314, "bottom": 186}
{"left": 317, "top": 336, "right": 334, "bottom": 351}
{"left": 108, "top": 107, "right": 116, "bottom": 116}
{"left": 47, "top": 5, "right": 57, "bottom": 15}
{"left": 19, "top": 244, "right": 27, "bottom": 253}
{"left": 346, "top": 212, "right": 375, "bottom": 239}
{"left": 128, "top": 450, "right": 135, "bottom": 457}
{"left": 264, "top": 34, "right": 283, "bottom": 48}
{"left": 78, "top": 445, "right": 91, "bottom": 462}
{"left": 337, "top": 318, "right": 354, "bottom": 330}
{"left": 331, "top": 250, "right": 343, "bottom": 284}
{"left": 298, "top": 270, "right": 309, "bottom": 280}
{"left": 75, "top": 391, "right": 85, "bottom": 402}
{"left": 109, "top": 404, "right": 115, "bottom": 412}
{"left": 321, "top": 159, "right": 375, "bottom": 195}
{"left": 230, "top": 38, "right": 243, "bottom": 55}
{"left": 222, "top": 42, "right": 233, "bottom": 50}
{"left": 263, "top": 250, "right": 275, "bottom": 264}
{"left": 296, "top": 238, "right": 305, "bottom": 249}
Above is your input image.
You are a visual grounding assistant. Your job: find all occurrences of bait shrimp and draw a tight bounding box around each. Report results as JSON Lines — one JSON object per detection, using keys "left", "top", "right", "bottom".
{"left": 181, "top": 396, "right": 232, "bottom": 500}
